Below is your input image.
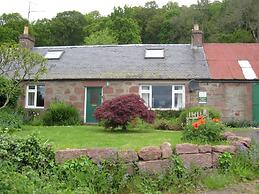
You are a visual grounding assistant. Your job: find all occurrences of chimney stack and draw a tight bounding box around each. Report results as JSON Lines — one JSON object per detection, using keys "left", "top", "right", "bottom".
{"left": 19, "top": 26, "right": 35, "bottom": 49}
{"left": 191, "top": 24, "right": 203, "bottom": 47}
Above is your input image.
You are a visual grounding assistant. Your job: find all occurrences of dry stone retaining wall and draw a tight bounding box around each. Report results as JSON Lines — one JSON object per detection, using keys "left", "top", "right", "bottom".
{"left": 55, "top": 132, "right": 251, "bottom": 174}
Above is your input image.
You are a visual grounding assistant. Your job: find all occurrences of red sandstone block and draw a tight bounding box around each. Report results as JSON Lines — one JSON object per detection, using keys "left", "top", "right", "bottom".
{"left": 179, "top": 153, "right": 212, "bottom": 168}
{"left": 118, "top": 149, "right": 138, "bottom": 163}
{"left": 74, "top": 87, "right": 84, "bottom": 95}
{"left": 69, "top": 95, "right": 77, "bottom": 101}
{"left": 87, "top": 148, "right": 118, "bottom": 164}
{"left": 138, "top": 146, "right": 161, "bottom": 161}
{"left": 137, "top": 159, "right": 170, "bottom": 174}
{"left": 103, "top": 87, "right": 114, "bottom": 94}
{"left": 212, "top": 145, "right": 236, "bottom": 154}
{"left": 160, "top": 142, "right": 172, "bottom": 159}
{"left": 55, "top": 149, "right": 88, "bottom": 163}
{"left": 64, "top": 89, "right": 71, "bottom": 94}
{"left": 129, "top": 86, "right": 139, "bottom": 93}
{"left": 176, "top": 143, "right": 199, "bottom": 154}
{"left": 45, "top": 88, "right": 53, "bottom": 95}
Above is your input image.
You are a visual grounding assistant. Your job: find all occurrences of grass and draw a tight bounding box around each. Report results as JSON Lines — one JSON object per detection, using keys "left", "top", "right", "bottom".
{"left": 14, "top": 125, "right": 182, "bottom": 150}
{"left": 201, "top": 171, "right": 236, "bottom": 190}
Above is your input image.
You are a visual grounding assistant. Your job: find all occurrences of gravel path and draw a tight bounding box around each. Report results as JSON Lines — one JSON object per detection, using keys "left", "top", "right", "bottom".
{"left": 201, "top": 179, "right": 259, "bottom": 194}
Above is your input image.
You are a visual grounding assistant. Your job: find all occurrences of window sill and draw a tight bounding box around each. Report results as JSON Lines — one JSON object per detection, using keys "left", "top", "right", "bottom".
{"left": 150, "top": 108, "right": 184, "bottom": 111}
{"left": 25, "top": 106, "right": 45, "bottom": 109}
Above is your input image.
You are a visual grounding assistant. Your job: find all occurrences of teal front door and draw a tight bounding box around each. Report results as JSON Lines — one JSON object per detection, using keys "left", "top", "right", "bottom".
{"left": 253, "top": 83, "right": 259, "bottom": 123}
{"left": 86, "top": 87, "right": 102, "bottom": 123}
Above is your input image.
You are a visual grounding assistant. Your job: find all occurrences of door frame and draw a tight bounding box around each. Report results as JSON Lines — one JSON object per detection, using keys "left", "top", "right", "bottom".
{"left": 84, "top": 86, "right": 103, "bottom": 123}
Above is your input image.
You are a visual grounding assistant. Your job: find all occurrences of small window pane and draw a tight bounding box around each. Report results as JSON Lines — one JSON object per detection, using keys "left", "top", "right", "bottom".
{"left": 29, "top": 85, "right": 35, "bottom": 90}
{"left": 174, "top": 86, "right": 183, "bottom": 90}
{"left": 36, "top": 85, "right": 45, "bottom": 107}
{"left": 141, "top": 86, "right": 150, "bottom": 91}
{"left": 152, "top": 86, "right": 172, "bottom": 108}
{"left": 141, "top": 93, "right": 150, "bottom": 107}
{"left": 145, "top": 49, "right": 164, "bottom": 58}
{"left": 28, "top": 92, "right": 35, "bottom": 106}
{"left": 174, "top": 93, "right": 183, "bottom": 109}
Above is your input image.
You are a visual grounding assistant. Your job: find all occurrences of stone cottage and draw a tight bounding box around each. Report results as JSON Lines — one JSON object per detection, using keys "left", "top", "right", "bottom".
{"left": 19, "top": 25, "right": 259, "bottom": 123}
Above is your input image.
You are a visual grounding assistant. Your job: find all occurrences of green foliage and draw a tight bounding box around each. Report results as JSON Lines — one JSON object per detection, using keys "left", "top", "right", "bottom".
{"left": 179, "top": 106, "right": 221, "bottom": 126}
{"left": 182, "top": 120, "right": 225, "bottom": 143}
{"left": 0, "top": 43, "right": 47, "bottom": 109}
{"left": 227, "top": 142, "right": 259, "bottom": 181}
{"left": 225, "top": 119, "right": 256, "bottom": 128}
{"left": 0, "top": 109, "right": 22, "bottom": 133}
{"left": 0, "top": 134, "right": 55, "bottom": 173}
{"left": 42, "top": 101, "right": 80, "bottom": 126}
{"left": 131, "top": 155, "right": 202, "bottom": 193}
{"left": 155, "top": 110, "right": 182, "bottom": 119}
{"left": 84, "top": 28, "right": 118, "bottom": 45}
{"left": 218, "top": 152, "right": 233, "bottom": 171}
{"left": 154, "top": 118, "right": 182, "bottom": 131}
{"left": 201, "top": 171, "right": 236, "bottom": 190}
{"left": 50, "top": 11, "right": 87, "bottom": 46}
{"left": 57, "top": 157, "right": 128, "bottom": 193}
{"left": 0, "top": 13, "right": 28, "bottom": 44}
{"left": 0, "top": 76, "right": 20, "bottom": 108}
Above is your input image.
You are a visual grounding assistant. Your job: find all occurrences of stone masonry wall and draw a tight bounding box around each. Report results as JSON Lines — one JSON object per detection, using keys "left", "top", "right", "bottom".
{"left": 188, "top": 82, "right": 253, "bottom": 121}
{"left": 20, "top": 80, "right": 253, "bottom": 122}
{"left": 55, "top": 132, "right": 251, "bottom": 174}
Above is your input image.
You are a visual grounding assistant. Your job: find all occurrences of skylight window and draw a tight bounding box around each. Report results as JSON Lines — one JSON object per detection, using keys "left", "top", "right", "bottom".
{"left": 45, "top": 50, "right": 64, "bottom": 60}
{"left": 145, "top": 49, "right": 164, "bottom": 59}
{"left": 238, "top": 60, "right": 257, "bottom": 80}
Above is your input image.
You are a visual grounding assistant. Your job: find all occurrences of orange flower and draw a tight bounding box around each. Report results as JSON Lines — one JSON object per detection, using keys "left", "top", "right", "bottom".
{"left": 212, "top": 118, "right": 220, "bottom": 122}
{"left": 199, "top": 119, "right": 206, "bottom": 124}
{"left": 192, "top": 121, "right": 200, "bottom": 129}
{"left": 198, "top": 115, "right": 204, "bottom": 120}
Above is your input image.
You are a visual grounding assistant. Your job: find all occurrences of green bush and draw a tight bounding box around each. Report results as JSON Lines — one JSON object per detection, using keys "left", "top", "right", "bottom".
{"left": 42, "top": 101, "right": 80, "bottom": 126}
{"left": 155, "top": 110, "right": 182, "bottom": 119}
{"left": 218, "top": 152, "right": 233, "bottom": 171}
{"left": 154, "top": 118, "right": 182, "bottom": 131}
{"left": 179, "top": 106, "right": 221, "bottom": 126}
{"left": 182, "top": 120, "right": 225, "bottom": 143}
{"left": 0, "top": 109, "right": 22, "bottom": 133}
{"left": 0, "top": 134, "right": 55, "bottom": 173}
{"left": 225, "top": 119, "right": 256, "bottom": 128}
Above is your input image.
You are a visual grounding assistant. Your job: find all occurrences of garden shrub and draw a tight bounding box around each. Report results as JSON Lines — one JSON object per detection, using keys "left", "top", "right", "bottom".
{"left": 0, "top": 76, "right": 20, "bottom": 109}
{"left": 154, "top": 118, "right": 182, "bottom": 131}
{"left": 182, "top": 116, "right": 225, "bottom": 143}
{"left": 0, "top": 109, "right": 23, "bottom": 133}
{"left": 218, "top": 152, "right": 233, "bottom": 171}
{"left": 42, "top": 101, "right": 80, "bottom": 126}
{"left": 155, "top": 110, "right": 182, "bottom": 119}
{"left": 94, "top": 94, "right": 155, "bottom": 130}
{"left": 179, "top": 106, "right": 221, "bottom": 126}
{"left": 0, "top": 134, "right": 55, "bottom": 173}
{"left": 225, "top": 119, "right": 256, "bottom": 128}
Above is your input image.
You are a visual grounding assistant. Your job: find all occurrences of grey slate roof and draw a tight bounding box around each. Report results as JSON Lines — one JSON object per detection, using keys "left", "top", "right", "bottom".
{"left": 33, "top": 44, "right": 210, "bottom": 80}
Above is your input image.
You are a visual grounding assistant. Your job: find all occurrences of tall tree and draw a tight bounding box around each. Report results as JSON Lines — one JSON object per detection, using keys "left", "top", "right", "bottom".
{"left": 51, "top": 11, "right": 87, "bottom": 45}
{"left": 0, "top": 13, "right": 28, "bottom": 44}
{"left": 110, "top": 7, "right": 141, "bottom": 44}
{"left": 0, "top": 44, "right": 47, "bottom": 109}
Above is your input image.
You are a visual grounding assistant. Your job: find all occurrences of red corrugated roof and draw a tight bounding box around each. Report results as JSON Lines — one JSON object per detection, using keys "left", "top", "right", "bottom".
{"left": 204, "top": 43, "right": 259, "bottom": 79}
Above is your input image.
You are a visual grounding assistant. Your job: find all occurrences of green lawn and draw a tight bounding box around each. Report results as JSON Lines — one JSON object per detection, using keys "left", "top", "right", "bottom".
{"left": 14, "top": 125, "right": 182, "bottom": 150}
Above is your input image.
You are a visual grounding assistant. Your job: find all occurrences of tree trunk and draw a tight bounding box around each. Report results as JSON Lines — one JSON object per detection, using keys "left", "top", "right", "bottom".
{"left": 0, "top": 94, "right": 10, "bottom": 110}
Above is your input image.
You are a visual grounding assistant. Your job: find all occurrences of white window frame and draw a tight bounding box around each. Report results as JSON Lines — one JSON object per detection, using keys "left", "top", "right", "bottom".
{"left": 25, "top": 85, "right": 45, "bottom": 109}
{"left": 139, "top": 84, "right": 185, "bottom": 110}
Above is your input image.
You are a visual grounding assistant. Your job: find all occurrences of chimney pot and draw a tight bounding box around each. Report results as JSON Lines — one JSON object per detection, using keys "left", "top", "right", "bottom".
{"left": 19, "top": 26, "right": 35, "bottom": 50}
{"left": 23, "top": 26, "right": 29, "bottom": 35}
{"left": 191, "top": 24, "right": 203, "bottom": 47}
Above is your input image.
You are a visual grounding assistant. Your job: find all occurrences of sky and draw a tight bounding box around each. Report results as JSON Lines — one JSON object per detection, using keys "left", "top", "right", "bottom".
{"left": 1, "top": 0, "right": 209, "bottom": 21}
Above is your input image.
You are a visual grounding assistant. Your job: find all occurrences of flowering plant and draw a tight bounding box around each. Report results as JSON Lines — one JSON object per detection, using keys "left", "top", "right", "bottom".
{"left": 183, "top": 115, "right": 224, "bottom": 143}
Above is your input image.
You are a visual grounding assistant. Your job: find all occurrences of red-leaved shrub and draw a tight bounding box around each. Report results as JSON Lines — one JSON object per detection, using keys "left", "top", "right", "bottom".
{"left": 94, "top": 94, "right": 155, "bottom": 130}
